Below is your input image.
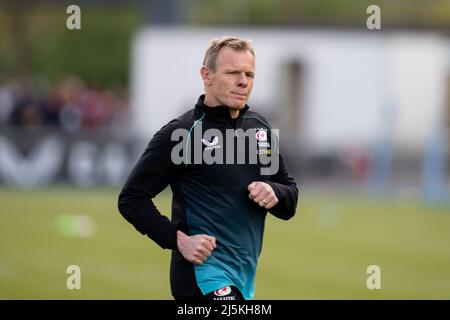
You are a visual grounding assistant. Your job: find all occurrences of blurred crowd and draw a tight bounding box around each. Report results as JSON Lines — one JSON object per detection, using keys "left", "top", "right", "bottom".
{"left": 0, "top": 75, "right": 129, "bottom": 133}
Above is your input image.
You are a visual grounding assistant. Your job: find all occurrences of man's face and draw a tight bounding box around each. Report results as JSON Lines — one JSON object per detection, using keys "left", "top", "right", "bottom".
{"left": 202, "top": 47, "right": 255, "bottom": 111}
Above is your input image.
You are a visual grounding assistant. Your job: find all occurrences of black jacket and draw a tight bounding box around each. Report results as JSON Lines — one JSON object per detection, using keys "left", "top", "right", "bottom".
{"left": 118, "top": 95, "right": 298, "bottom": 299}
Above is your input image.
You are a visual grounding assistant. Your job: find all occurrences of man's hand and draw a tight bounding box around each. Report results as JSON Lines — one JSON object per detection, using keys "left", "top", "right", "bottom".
{"left": 248, "top": 181, "right": 278, "bottom": 209}
{"left": 177, "top": 230, "right": 216, "bottom": 265}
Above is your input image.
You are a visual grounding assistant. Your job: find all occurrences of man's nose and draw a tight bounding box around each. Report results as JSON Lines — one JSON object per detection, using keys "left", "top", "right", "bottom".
{"left": 237, "top": 73, "right": 248, "bottom": 87}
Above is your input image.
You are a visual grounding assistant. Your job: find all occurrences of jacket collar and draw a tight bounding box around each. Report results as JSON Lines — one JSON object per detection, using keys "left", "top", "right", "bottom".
{"left": 195, "top": 94, "right": 250, "bottom": 122}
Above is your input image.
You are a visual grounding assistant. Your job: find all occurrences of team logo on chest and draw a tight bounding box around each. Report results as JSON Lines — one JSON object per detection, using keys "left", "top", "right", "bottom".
{"left": 255, "top": 128, "right": 271, "bottom": 155}
{"left": 255, "top": 129, "right": 267, "bottom": 142}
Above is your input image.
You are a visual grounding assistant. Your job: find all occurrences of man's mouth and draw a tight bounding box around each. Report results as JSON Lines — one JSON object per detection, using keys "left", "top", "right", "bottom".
{"left": 232, "top": 92, "right": 247, "bottom": 99}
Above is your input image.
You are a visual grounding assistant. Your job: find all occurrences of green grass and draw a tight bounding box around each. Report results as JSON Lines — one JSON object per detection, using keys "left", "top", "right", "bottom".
{"left": 1, "top": 187, "right": 449, "bottom": 299}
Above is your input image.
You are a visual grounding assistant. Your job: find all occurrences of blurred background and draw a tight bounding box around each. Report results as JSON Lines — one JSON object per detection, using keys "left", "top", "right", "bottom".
{"left": 1, "top": 0, "right": 449, "bottom": 299}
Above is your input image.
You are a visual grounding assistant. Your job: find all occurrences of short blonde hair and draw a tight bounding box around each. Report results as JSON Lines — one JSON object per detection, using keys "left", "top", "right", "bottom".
{"left": 203, "top": 36, "right": 255, "bottom": 72}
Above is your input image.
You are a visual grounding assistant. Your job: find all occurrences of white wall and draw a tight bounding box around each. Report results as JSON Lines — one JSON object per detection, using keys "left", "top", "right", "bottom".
{"left": 131, "top": 27, "right": 449, "bottom": 153}
{"left": 385, "top": 33, "right": 448, "bottom": 151}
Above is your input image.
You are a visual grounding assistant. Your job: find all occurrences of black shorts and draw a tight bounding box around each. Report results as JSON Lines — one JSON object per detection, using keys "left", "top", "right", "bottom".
{"left": 174, "top": 285, "right": 244, "bottom": 301}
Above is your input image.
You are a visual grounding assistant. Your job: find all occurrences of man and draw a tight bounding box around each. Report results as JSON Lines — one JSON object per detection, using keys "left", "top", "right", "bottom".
{"left": 118, "top": 36, "right": 298, "bottom": 300}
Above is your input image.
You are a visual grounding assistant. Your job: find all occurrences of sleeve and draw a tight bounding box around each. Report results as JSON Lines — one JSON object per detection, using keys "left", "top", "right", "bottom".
{"left": 265, "top": 153, "right": 299, "bottom": 221}
{"left": 117, "top": 118, "right": 184, "bottom": 250}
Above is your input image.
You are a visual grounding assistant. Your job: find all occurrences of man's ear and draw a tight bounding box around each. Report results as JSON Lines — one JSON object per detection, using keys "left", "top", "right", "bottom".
{"left": 200, "top": 66, "right": 212, "bottom": 85}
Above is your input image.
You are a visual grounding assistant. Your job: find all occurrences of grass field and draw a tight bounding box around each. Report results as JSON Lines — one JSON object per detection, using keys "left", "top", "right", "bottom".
{"left": 1, "top": 187, "right": 450, "bottom": 299}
